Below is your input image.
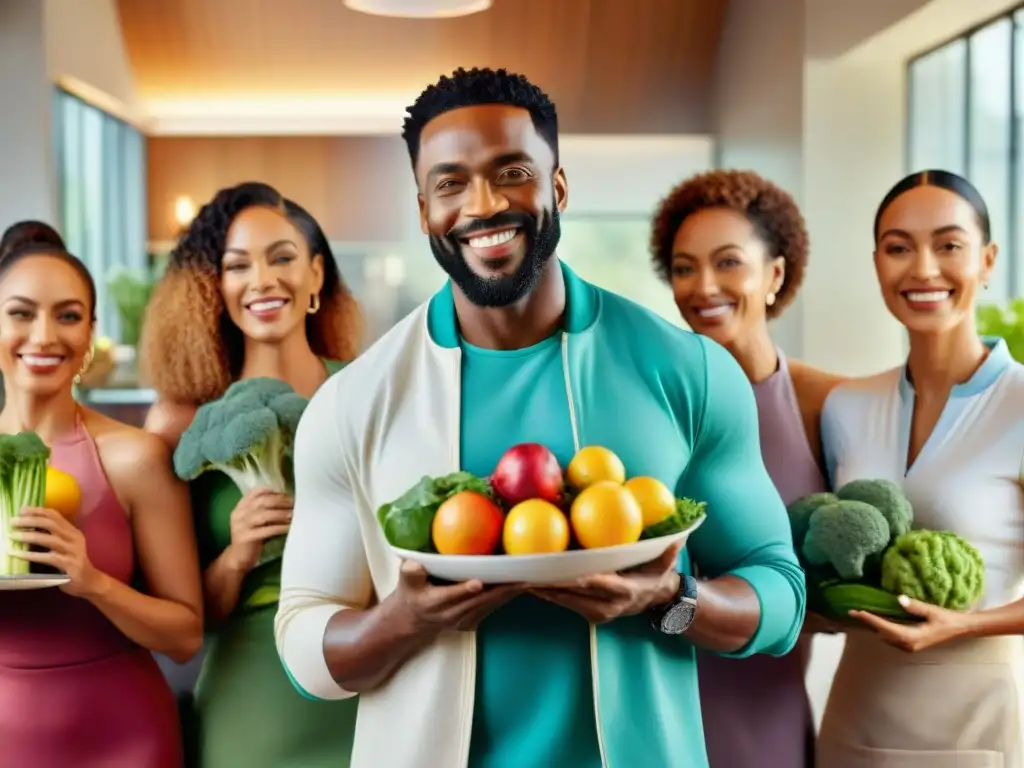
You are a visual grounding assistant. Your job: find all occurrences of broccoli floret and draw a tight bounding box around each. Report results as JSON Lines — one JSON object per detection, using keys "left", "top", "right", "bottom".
{"left": 0, "top": 432, "right": 51, "bottom": 576}
{"left": 786, "top": 492, "right": 837, "bottom": 550}
{"left": 173, "top": 377, "right": 309, "bottom": 494}
{"left": 802, "top": 500, "right": 890, "bottom": 580}
{"left": 881, "top": 529, "right": 985, "bottom": 610}
{"left": 836, "top": 478, "right": 912, "bottom": 542}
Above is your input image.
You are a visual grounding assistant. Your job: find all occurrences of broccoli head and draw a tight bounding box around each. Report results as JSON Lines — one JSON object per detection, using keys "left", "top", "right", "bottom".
{"left": 881, "top": 529, "right": 985, "bottom": 610}
{"left": 786, "top": 492, "right": 837, "bottom": 550}
{"left": 836, "top": 478, "right": 912, "bottom": 542}
{"left": 802, "top": 500, "right": 891, "bottom": 580}
{"left": 173, "top": 377, "right": 310, "bottom": 494}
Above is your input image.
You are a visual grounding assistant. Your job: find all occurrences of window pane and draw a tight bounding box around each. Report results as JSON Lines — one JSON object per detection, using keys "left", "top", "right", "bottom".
{"left": 52, "top": 89, "right": 148, "bottom": 344}
{"left": 60, "top": 95, "right": 85, "bottom": 252}
{"left": 81, "top": 104, "right": 107, "bottom": 335}
{"left": 909, "top": 39, "right": 967, "bottom": 174}
{"left": 968, "top": 19, "right": 1013, "bottom": 303}
{"left": 558, "top": 217, "right": 683, "bottom": 327}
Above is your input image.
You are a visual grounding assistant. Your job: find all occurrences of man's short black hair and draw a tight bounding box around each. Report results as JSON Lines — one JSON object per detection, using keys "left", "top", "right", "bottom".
{"left": 401, "top": 67, "right": 559, "bottom": 169}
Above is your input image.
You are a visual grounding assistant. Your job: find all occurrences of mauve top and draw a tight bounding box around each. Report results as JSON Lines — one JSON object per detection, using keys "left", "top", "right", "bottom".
{"left": 697, "top": 349, "right": 824, "bottom": 768}
{"left": 0, "top": 415, "right": 181, "bottom": 768}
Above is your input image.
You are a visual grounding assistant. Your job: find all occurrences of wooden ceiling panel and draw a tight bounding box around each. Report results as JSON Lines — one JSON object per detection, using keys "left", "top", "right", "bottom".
{"left": 115, "top": 0, "right": 727, "bottom": 133}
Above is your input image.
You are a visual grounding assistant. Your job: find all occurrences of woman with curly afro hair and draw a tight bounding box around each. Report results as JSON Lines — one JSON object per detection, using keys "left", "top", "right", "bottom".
{"left": 650, "top": 169, "right": 843, "bottom": 768}
{"left": 140, "top": 181, "right": 360, "bottom": 767}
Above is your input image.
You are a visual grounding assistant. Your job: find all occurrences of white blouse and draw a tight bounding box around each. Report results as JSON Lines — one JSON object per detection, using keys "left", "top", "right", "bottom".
{"left": 821, "top": 338, "right": 1024, "bottom": 610}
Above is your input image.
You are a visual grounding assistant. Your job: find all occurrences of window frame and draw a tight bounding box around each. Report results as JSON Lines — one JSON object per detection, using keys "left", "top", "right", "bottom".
{"left": 906, "top": 5, "right": 1023, "bottom": 300}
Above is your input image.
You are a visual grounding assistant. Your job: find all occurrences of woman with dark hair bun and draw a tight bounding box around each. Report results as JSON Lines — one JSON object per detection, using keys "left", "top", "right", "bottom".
{"left": 816, "top": 170, "right": 1024, "bottom": 766}
{"left": 0, "top": 221, "right": 202, "bottom": 767}
{"left": 141, "top": 182, "right": 361, "bottom": 767}
{"left": 0, "top": 220, "right": 66, "bottom": 256}
{"left": 650, "top": 170, "right": 843, "bottom": 768}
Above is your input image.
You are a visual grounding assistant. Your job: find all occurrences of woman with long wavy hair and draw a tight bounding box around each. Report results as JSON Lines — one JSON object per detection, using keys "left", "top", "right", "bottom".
{"left": 141, "top": 182, "right": 362, "bottom": 767}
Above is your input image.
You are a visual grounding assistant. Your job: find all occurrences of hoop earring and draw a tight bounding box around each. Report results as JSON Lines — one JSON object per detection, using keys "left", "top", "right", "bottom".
{"left": 308, "top": 293, "right": 321, "bottom": 314}
{"left": 74, "top": 346, "right": 95, "bottom": 386}
{"left": 766, "top": 292, "right": 777, "bottom": 307}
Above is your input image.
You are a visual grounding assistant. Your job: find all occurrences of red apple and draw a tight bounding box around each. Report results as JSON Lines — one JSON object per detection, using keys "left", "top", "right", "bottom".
{"left": 491, "top": 443, "right": 564, "bottom": 506}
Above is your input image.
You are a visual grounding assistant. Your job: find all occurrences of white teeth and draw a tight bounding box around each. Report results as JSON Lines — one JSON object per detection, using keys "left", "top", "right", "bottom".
{"left": 697, "top": 305, "right": 733, "bottom": 318}
{"left": 906, "top": 291, "right": 951, "bottom": 303}
{"left": 468, "top": 229, "right": 517, "bottom": 248}
{"left": 249, "top": 300, "right": 286, "bottom": 312}
{"left": 22, "top": 355, "right": 62, "bottom": 367}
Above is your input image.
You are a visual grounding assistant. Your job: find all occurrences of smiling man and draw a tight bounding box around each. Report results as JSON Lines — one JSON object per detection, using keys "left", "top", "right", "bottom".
{"left": 275, "top": 68, "right": 806, "bottom": 768}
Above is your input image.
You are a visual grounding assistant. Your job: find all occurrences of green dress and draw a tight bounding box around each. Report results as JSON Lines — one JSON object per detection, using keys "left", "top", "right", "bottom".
{"left": 189, "top": 361, "right": 357, "bottom": 767}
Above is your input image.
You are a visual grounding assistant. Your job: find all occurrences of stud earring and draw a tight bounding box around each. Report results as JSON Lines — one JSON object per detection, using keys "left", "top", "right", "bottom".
{"left": 308, "top": 293, "right": 321, "bottom": 314}
{"left": 766, "top": 292, "right": 777, "bottom": 307}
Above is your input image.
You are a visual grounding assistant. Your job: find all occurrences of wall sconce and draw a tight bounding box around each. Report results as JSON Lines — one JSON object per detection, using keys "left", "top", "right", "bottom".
{"left": 174, "top": 196, "right": 196, "bottom": 228}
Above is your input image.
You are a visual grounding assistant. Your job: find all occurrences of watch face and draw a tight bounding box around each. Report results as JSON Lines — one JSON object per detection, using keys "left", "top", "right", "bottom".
{"left": 661, "top": 602, "right": 696, "bottom": 635}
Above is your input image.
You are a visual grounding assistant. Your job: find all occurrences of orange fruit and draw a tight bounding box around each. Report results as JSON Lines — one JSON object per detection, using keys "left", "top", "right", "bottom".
{"left": 503, "top": 499, "right": 570, "bottom": 555}
{"left": 566, "top": 446, "right": 626, "bottom": 490}
{"left": 44, "top": 466, "right": 81, "bottom": 521}
{"left": 624, "top": 476, "right": 676, "bottom": 527}
{"left": 570, "top": 481, "right": 643, "bottom": 549}
{"left": 432, "top": 491, "right": 504, "bottom": 556}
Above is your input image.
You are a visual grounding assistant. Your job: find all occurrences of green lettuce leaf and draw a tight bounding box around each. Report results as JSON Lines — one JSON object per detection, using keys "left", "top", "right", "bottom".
{"left": 378, "top": 471, "right": 493, "bottom": 552}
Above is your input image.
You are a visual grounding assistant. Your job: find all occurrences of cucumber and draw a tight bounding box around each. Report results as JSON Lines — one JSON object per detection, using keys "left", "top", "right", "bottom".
{"left": 818, "top": 582, "right": 923, "bottom": 624}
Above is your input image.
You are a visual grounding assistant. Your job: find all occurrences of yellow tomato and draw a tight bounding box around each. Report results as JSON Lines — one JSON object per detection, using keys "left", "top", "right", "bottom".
{"left": 570, "top": 481, "right": 643, "bottom": 549}
{"left": 566, "top": 446, "right": 626, "bottom": 490}
{"left": 503, "top": 499, "right": 570, "bottom": 555}
{"left": 624, "top": 476, "right": 676, "bottom": 527}
{"left": 45, "top": 466, "right": 82, "bottom": 521}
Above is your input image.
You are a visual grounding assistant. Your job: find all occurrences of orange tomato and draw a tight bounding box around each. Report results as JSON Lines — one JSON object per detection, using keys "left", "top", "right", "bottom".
{"left": 503, "top": 499, "right": 570, "bottom": 555}
{"left": 44, "top": 466, "right": 81, "bottom": 521}
{"left": 624, "top": 476, "right": 676, "bottom": 527}
{"left": 570, "top": 481, "right": 643, "bottom": 549}
{"left": 566, "top": 446, "right": 626, "bottom": 490}
{"left": 432, "top": 491, "right": 504, "bottom": 556}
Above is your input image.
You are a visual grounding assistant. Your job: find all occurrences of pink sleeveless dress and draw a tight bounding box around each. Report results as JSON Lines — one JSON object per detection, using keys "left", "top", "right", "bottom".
{"left": 0, "top": 417, "right": 182, "bottom": 767}
{"left": 696, "top": 350, "right": 822, "bottom": 768}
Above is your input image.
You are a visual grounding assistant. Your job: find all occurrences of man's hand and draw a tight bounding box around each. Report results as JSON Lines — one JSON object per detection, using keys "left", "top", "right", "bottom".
{"left": 391, "top": 559, "right": 525, "bottom": 634}
{"left": 530, "top": 542, "right": 683, "bottom": 624}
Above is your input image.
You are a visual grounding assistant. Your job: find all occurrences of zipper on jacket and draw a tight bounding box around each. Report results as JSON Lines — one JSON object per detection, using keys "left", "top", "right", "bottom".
{"left": 560, "top": 333, "right": 609, "bottom": 768}
{"left": 452, "top": 350, "right": 476, "bottom": 768}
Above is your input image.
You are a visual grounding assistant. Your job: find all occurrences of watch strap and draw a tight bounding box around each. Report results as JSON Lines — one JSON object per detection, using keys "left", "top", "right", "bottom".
{"left": 649, "top": 572, "right": 698, "bottom": 633}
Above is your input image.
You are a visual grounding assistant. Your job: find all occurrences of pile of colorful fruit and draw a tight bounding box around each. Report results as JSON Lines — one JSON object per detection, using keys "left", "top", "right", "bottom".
{"left": 377, "top": 443, "right": 706, "bottom": 556}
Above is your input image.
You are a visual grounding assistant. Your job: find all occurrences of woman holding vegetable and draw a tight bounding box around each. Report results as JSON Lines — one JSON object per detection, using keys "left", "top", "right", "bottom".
{"left": 816, "top": 170, "right": 1024, "bottom": 766}
{"left": 0, "top": 222, "right": 203, "bottom": 766}
{"left": 650, "top": 170, "right": 843, "bottom": 768}
{"left": 141, "top": 181, "right": 362, "bottom": 767}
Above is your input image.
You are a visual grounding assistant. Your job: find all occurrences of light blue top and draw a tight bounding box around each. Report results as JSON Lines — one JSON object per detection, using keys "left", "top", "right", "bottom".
{"left": 453, "top": 332, "right": 601, "bottom": 767}
{"left": 422, "top": 262, "right": 806, "bottom": 767}
{"left": 821, "top": 337, "right": 1024, "bottom": 609}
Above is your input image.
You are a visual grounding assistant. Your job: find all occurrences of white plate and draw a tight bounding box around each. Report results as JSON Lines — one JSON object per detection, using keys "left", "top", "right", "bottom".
{"left": 392, "top": 516, "right": 705, "bottom": 585}
{"left": 0, "top": 574, "right": 70, "bottom": 591}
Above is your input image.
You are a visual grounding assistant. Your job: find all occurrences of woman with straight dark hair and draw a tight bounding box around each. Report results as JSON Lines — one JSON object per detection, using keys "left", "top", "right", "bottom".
{"left": 816, "top": 170, "right": 1024, "bottom": 766}
{"left": 0, "top": 220, "right": 202, "bottom": 767}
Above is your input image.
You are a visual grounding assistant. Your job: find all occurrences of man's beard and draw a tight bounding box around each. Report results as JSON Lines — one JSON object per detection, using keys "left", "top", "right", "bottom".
{"left": 428, "top": 206, "right": 561, "bottom": 308}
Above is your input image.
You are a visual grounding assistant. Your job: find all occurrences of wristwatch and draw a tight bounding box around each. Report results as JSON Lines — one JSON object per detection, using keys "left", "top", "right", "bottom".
{"left": 650, "top": 573, "right": 698, "bottom": 635}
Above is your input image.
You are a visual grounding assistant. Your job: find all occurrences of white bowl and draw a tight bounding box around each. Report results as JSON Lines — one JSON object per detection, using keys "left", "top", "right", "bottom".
{"left": 391, "top": 516, "right": 705, "bottom": 585}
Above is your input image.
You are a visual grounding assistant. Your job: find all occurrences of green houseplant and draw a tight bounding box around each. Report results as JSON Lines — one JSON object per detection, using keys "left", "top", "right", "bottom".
{"left": 977, "top": 299, "right": 1024, "bottom": 362}
{"left": 106, "top": 255, "right": 165, "bottom": 348}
